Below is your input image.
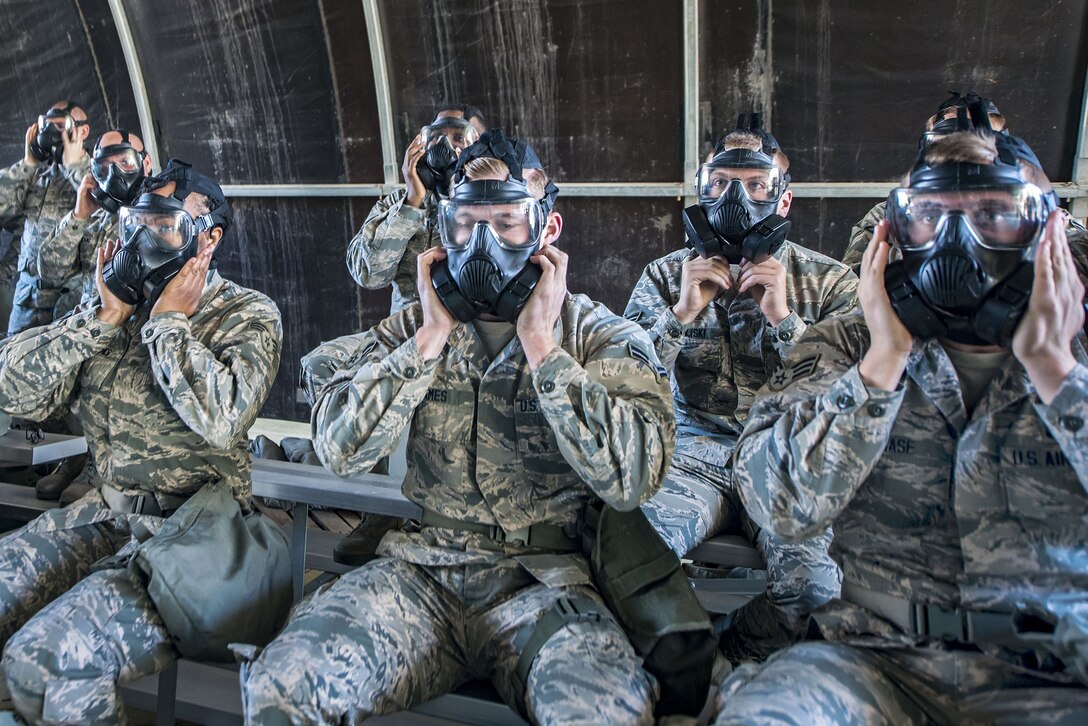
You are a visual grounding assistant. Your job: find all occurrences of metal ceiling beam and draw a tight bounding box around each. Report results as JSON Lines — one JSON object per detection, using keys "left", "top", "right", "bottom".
{"left": 106, "top": 0, "right": 160, "bottom": 171}
{"left": 682, "top": 0, "right": 700, "bottom": 205}
{"left": 220, "top": 181, "right": 1088, "bottom": 199}
{"left": 362, "top": 0, "right": 399, "bottom": 186}
{"left": 1071, "top": 66, "right": 1088, "bottom": 219}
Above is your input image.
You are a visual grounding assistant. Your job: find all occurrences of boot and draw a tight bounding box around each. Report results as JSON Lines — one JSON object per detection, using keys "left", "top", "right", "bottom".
{"left": 280, "top": 437, "right": 315, "bottom": 463}
{"left": 251, "top": 435, "right": 287, "bottom": 461}
{"left": 333, "top": 513, "right": 404, "bottom": 566}
{"left": 35, "top": 454, "right": 87, "bottom": 500}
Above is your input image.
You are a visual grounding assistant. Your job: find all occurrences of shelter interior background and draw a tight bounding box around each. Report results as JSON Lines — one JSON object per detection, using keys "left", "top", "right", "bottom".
{"left": 1, "top": 0, "right": 1085, "bottom": 420}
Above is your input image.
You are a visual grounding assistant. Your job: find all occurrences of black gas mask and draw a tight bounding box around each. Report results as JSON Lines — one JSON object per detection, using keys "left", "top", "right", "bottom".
{"left": 89, "top": 130, "right": 147, "bottom": 215}
{"left": 430, "top": 177, "right": 548, "bottom": 323}
{"left": 884, "top": 160, "right": 1050, "bottom": 347}
{"left": 415, "top": 117, "right": 480, "bottom": 196}
{"left": 684, "top": 114, "right": 791, "bottom": 263}
{"left": 28, "top": 102, "right": 88, "bottom": 165}
{"left": 102, "top": 160, "right": 230, "bottom": 306}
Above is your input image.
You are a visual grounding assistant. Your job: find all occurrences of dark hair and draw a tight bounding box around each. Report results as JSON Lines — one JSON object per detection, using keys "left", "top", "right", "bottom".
{"left": 437, "top": 102, "right": 487, "bottom": 128}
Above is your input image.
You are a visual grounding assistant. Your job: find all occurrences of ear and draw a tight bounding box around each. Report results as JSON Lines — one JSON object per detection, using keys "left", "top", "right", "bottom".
{"left": 142, "top": 155, "right": 153, "bottom": 176}
{"left": 540, "top": 211, "right": 563, "bottom": 247}
{"left": 79, "top": 125, "right": 91, "bottom": 144}
{"left": 776, "top": 189, "right": 793, "bottom": 218}
{"left": 199, "top": 227, "right": 223, "bottom": 255}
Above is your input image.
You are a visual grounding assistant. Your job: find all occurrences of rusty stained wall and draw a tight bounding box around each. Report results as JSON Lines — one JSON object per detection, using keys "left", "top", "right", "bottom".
{"left": 0, "top": 0, "right": 1086, "bottom": 419}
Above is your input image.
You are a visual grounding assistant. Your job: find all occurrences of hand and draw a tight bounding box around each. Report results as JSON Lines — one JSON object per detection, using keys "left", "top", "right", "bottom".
{"left": 672, "top": 254, "right": 733, "bottom": 324}
{"left": 414, "top": 247, "right": 457, "bottom": 359}
{"left": 95, "top": 239, "right": 135, "bottom": 326}
{"left": 74, "top": 173, "right": 100, "bottom": 220}
{"left": 1013, "top": 210, "right": 1084, "bottom": 403}
{"left": 738, "top": 256, "right": 791, "bottom": 325}
{"left": 401, "top": 134, "right": 427, "bottom": 208}
{"left": 858, "top": 221, "right": 913, "bottom": 390}
{"left": 151, "top": 247, "right": 214, "bottom": 318}
{"left": 518, "top": 245, "right": 568, "bottom": 369}
{"left": 23, "top": 123, "right": 39, "bottom": 167}
{"left": 60, "top": 126, "right": 85, "bottom": 168}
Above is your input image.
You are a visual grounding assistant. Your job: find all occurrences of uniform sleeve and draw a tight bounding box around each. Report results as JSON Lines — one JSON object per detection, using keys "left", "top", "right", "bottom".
{"left": 1032, "top": 363, "right": 1088, "bottom": 493}
{"left": 0, "top": 223, "right": 23, "bottom": 281}
{"left": 841, "top": 202, "right": 887, "bottom": 274}
{"left": 623, "top": 258, "right": 686, "bottom": 370}
{"left": 307, "top": 311, "right": 437, "bottom": 476}
{"left": 35, "top": 210, "right": 86, "bottom": 285}
{"left": 141, "top": 299, "right": 283, "bottom": 450}
{"left": 0, "top": 305, "right": 118, "bottom": 420}
{"left": 532, "top": 316, "right": 676, "bottom": 510}
{"left": 346, "top": 189, "right": 429, "bottom": 290}
{"left": 60, "top": 155, "right": 90, "bottom": 192}
{"left": 0, "top": 160, "right": 35, "bottom": 225}
{"left": 734, "top": 317, "right": 906, "bottom": 539}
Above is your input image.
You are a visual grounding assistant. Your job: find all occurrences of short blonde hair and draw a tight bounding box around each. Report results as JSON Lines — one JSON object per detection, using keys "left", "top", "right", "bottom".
{"left": 923, "top": 131, "right": 998, "bottom": 165}
{"left": 717, "top": 131, "right": 790, "bottom": 172}
{"left": 459, "top": 157, "right": 549, "bottom": 201}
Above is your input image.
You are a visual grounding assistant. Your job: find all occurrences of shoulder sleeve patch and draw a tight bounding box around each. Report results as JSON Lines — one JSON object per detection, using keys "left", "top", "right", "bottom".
{"left": 768, "top": 354, "right": 821, "bottom": 392}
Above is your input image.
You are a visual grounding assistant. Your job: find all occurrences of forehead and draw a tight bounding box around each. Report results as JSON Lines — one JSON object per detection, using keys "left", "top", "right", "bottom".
{"left": 98, "top": 131, "right": 143, "bottom": 151}
{"left": 435, "top": 110, "right": 465, "bottom": 122}
{"left": 707, "top": 166, "right": 772, "bottom": 178}
{"left": 150, "top": 182, "right": 204, "bottom": 216}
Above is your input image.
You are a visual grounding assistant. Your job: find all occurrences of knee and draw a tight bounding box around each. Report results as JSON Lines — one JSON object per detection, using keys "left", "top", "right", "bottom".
{"left": 242, "top": 656, "right": 317, "bottom": 726}
{"left": 2, "top": 629, "right": 120, "bottom": 725}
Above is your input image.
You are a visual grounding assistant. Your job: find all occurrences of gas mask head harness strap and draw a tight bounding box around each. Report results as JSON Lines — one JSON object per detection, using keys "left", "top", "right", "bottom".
{"left": 89, "top": 128, "right": 149, "bottom": 215}
{"left": 453, "top": 129, "right": 561, "bottom": 214}
{"left": 431, "top": 174, "right": 548, "bottom": 324}
{"left": 29, "top": 101, "right": 88, "bottom": 164}
{"left": 683, "top": 112, "right": 792, "bottom": 263}
{"left": 884, "top": 109, "right": 1052, "bottom": 347}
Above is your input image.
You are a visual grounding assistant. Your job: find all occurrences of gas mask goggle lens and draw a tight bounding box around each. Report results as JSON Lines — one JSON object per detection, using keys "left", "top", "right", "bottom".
{"left": 421, "top": 118, "right": 480, "bottom": 153}
{"left": 118, "top": 204, "right": 199, "bottom": 251}
{"left": 696, "top": 164, "right": 785, "bottom": 204}
{"left": 886, "top": 185, "right": 1046, "bottom": 253}
{"left": 437, "top": 197, "right": 546, "bottom": 251}
{"left": 432, "top": 178, "right": 547, "bottom": 323}
{"left": 91, "top": 147, "right": 142, "bottom": 182}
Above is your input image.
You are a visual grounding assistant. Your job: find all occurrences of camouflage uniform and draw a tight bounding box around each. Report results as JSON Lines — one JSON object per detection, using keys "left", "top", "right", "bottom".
{"left": 346, "top": 189, "right": 439, "bottom": 313}
{"left": 0, "top": 271, "right": 282, "bottom": 724}
{"left": 842, "top": 201, "right": 1088, "bottom": 284}
{"left": 715, "top": 311, "right": 1088, "bottom": 723}
{"left": 0, "top": 156, "right": 91, "bottom": 334}
{"left": 242, "top": 294, "right": 676, "bottom": 725}
{"left": 37, "top": 208, "right": 112, "bottom": 318}
{"left": 624, "top": 242, "right": 857, "bottom": 660}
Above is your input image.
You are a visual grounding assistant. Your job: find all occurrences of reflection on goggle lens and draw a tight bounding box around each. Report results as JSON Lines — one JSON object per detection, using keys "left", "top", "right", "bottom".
{"left": 889, "top": 187, "right": 1044, "bottom": 250}
{"left": 439, "top": 200, "right": 542, "bottom": 250}
{"left": 697, "top": 166, "right": 782, "bottom": 202}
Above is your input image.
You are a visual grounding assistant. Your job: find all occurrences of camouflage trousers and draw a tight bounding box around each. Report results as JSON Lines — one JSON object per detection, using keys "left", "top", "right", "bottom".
{"left": 242, "top": 556, "right": 657, "bottom": 725}
{"left": 713, "top": 641, "right": 1088, "bottom": 725}
{"left": 641, "top": 434, "right": 842, "bottom": 661}
{"left": 0, "top": 493, "right": 177, "bottom": 725}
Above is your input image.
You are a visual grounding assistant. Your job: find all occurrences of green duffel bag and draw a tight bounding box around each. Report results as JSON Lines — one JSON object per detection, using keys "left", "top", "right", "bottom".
{"left": 585, "top": 503, "right": 716, "bottom": 717}
{"left": 130, "top": 480, "right": 292, "bottom": 662}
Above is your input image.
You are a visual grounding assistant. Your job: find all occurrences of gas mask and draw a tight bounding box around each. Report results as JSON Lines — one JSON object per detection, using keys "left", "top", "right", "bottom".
{"left": 430, "top": 177, "right": 547, "bottom": 323}
{"left": 102, "top": 160, "right": 230, "bottom": 305}
{"left": 28, "top": 103, "right": 88, "bottom": 165}
{"left": 416, "top": 117, "right": 480, "bottom": 196}
{"left": 683, "top": 148, "right": 790, "bottom": 263}
{"left": 89, "top": 130, "right": 147, "bottom": 215}
{"left": 884, "top": 161, "right": 1049, "bottom": 347}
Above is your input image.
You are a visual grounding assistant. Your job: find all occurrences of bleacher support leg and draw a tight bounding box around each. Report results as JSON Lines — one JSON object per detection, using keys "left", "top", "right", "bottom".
{"left": 155, "top": 661, "right": 178, "bottom": 726}
{"left": 291, "top": 501, "right": 310, "bottom": 603}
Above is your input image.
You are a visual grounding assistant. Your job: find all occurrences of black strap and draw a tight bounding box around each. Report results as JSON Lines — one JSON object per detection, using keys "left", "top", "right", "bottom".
{"left": 513, "top": 592, "right": 606, "bottom": 712}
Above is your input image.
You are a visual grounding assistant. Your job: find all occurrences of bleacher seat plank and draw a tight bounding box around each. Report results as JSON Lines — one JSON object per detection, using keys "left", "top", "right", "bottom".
{"left": 251, "top": 458, "right": 421, "bottom": 519}
{"left": 0, "top": 481, "right": 54, "bottom": 520}
{"left": 688, "top": 534, "right": 764, "bottom": 570}
{"left": 0, "top": 430, "right": 87, "bottom": 466}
